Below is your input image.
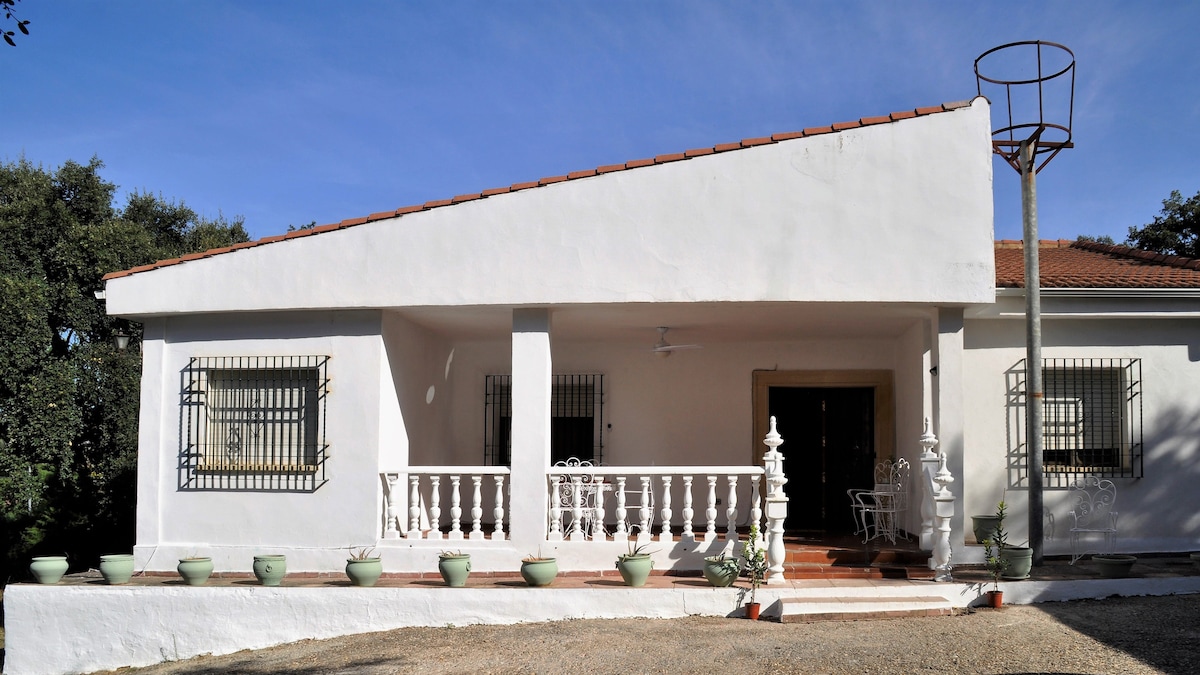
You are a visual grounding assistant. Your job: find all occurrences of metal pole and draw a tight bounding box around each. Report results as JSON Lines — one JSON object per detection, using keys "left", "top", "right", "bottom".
{"left": 1020, "top": 139, "right": 1044, "bottom": 566}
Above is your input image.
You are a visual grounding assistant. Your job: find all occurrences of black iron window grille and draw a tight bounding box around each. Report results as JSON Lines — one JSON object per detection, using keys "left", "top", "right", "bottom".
{"left": 1015, "top": 358, "right": 1142, "bottom": 481}
{"left": 484, "top": 374, "right": 604, "bottom": 466}
{"left": 181, "top": 355, "right": 330, "bottom": 492}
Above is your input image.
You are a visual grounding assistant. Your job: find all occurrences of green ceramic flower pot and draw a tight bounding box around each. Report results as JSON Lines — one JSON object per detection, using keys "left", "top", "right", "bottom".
{"left": 177, "top": 557, "right": 214, "bottom": 586}
{"left": 1092, "top": 554, "right": 1136, "bottom": 578}
{"left": 253, "top": 554, "right": 287, "bottom": 586}
{"left": 438, "top": 554, "right": 472, "bottom": 587}
{"left": 616, "top": 554, "right": 654, "bottom": 587}
{"left": 520, "top": 558, "right": 558, "bottom": 587}
{"left": 99, "top": 554, "right": 135, "bottom": 585}
{"left": 345, "top": 557, "right": 383, "bottom": 587}
{"left": 1000, "top": 546, "right": 1033, "bottom": 580}
{"left": 29, "top": 555, "right": 69, "bottom": 585}
{"left": 971, "top": 515, "right": 1001, "bottom": 544}
{"left": 703, "top": 556, "right": 740, "bottom": 587}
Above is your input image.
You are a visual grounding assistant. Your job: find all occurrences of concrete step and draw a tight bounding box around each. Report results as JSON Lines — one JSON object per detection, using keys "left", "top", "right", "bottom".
{"left": 779, "top": 595, "right": 956, "bottom": 622}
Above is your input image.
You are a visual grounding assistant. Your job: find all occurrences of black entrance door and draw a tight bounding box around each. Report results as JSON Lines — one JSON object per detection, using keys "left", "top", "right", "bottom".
{"left": 768, "top": 387, "right": 875, "bottom": 533}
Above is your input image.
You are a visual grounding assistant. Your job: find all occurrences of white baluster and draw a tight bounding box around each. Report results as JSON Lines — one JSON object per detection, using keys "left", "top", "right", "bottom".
{"left": 449, "top": 475, "right": 463, "bottom": 540}
{"left": 749, "top": 475, "right": 763, "bottom": 535}
{"left": 681, "top": 476, "right": 695, "bottom": 543}
{"left": 548, "top": 474, "right": 564, "bottom": 541}
{"left": 469, "top": 475, "right": 484, "bottom": 540}
{"left": 384, "top": 473, "right": 401, "bottom": 539}
{"left": 428, "top": 475, "right": 442, "bottom": 540}
{"left": 705, "top": 476, "right": 718, "bottom": 543}
{"left": 569, "top": 475, "right": 584, "bottom": 541}
{"left": 492, "top": 475, "right": 506, "bottom": 540}
{"left": 639, "top": 476, "right": 653, "bottom": 541}
{"left": 918, "top": 418, "right": 939, "bottom": 551}
{"left": 725, "top": 475, "right": 739, "bottom": 541}
{"left": 614, "top": 476, "right": 629, "bottom": 541}
{"left": 593, "top": 479, "right": 606, "bottom": 542}
{"left": 763, "top": 416, "right": 788, "bottom": 584}
{"left": 408, "top": 475, "right": 422, "bottom": 538}
{"left": 930, "top": 425, "right": 954, "bottom": 581}
{"left": 659, "top": 476, "right": 673, "bottom": 542}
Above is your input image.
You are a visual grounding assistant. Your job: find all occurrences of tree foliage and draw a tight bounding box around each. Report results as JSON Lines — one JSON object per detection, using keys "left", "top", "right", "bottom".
{"left": 2, "top": 0, "right": 30, "bottom": 47}
{"left": 0, "top": 157, "right": 249, "bottom": 579}
{"left": 1126, "top": 189, "right": 1200, "bottom": 258}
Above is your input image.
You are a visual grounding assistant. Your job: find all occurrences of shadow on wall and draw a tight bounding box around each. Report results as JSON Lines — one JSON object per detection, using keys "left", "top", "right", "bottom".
{"left": 1003, "top": 358, "right": 1200, "bottom": 546}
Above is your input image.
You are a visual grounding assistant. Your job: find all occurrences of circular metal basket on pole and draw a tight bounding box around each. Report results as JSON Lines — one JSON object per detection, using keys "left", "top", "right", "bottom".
{"left": 975, "top": 41, "right": 1075, "bottom": 567}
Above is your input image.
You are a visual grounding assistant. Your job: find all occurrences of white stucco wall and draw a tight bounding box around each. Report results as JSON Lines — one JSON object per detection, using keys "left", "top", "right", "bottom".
{"left": 963, "top": 314, "right": 1200, "bottom": 555}
{"left": 105, "top": 99, "right": 995, "bottom": 317}
{"left": 134, "top": 311, "right": 390, "bottom": 572}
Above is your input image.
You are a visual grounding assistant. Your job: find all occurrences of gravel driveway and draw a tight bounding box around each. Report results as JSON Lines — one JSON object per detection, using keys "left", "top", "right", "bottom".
{"left": 101, "top": 594, "right": 1199, "bottom": 674}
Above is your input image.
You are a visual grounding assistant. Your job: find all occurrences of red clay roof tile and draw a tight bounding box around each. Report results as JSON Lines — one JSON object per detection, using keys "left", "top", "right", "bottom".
{"left": 914, "top": 105, "right": 945, "bottom": 115}
{"left": 995, "top": 240, "right": 1200, "bottom": 288}
{"left": 451, "top": 193, "right": 482, "bottom": 203}
{"left": 831, "top": 121, "right": 859, "bottom": 131}
{"left": 740, "top": 137, "right": 772, "bottom": 147}
{"left": 860, "top": 115, "right": 891, "bottom": 126}
{"left": 596, "top": 164, "right": 626, "bottom": 174}
{"left": 567, "top": 170, "right": 597, "bottom": 179}
{"left": 624, "top": 158, "right": 654, "bottom": 168}
{"left": 510, "top": 180, "right": 539, "bottom": 190}
{"left": 654, "top": 152, "right": 686, "bottom": 163}
{"left": 771, "top": 132, "right": 804, "bottom": 142}
{"left": 802, "top": 125, "right": 835, "bottom": 136}
{"left": 713, "top": 142, "right": 742, "bottom": 152}
{"left": 538, "top": 175, "right": 569, "bottom": 185}
{"left": 889, "top": 110, "right": 917, "bottom": 121}
{"left": 684, "top": 147, "right": 715, "bottom": 158}
{"left": 482, "top": 187, "right": 511, "bottom": 196}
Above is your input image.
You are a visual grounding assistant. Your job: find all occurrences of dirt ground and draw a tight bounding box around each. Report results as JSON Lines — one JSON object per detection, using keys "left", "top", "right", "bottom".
{"left": 96, "top": 594, "right": 1200, "bottom": 675}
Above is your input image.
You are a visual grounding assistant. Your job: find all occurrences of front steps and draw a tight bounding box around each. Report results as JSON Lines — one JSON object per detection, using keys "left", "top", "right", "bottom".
{"left": 783, "top": 541, "right": 933, "bottom": 581}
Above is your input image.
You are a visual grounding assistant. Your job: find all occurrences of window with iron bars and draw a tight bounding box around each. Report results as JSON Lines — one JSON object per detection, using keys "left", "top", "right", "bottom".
{"left": 484, "top": 374, "right": 604, "bottom": 466}
{"left": 1018, "top": 358, "right": 1142, "bottom": 478}
{"left": 181, "top": 356, "right": 330, "bottom": 492}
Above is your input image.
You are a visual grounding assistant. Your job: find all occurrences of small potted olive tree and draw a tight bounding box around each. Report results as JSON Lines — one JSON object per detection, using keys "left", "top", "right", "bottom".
{"left": 741, "top": 524, "right": 769, "bottom": 620}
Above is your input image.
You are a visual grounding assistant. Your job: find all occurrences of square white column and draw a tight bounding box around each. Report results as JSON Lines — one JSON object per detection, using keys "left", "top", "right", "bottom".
{"left": 509, "top": 308, "right": 552, "bottom": 551}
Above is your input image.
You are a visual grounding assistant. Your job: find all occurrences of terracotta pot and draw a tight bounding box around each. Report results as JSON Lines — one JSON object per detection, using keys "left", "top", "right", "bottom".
{"left": 745, "top": 602, "right": 761, "bottom": 620}
{"left": 986, "top": 590, "right": 1003, "bottom": 608}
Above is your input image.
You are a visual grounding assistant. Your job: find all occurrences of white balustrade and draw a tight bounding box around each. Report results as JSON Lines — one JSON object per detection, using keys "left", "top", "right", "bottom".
{"left": 380, "top": 467, "right": 510, "bottom": 541}
{"left": 545, "top": 465, "right": 766, "bottom": 544}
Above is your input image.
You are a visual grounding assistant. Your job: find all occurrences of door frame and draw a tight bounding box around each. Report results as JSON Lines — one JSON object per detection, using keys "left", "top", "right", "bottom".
{"left": 751, "top": 369, "right": 895, "bottom": 467}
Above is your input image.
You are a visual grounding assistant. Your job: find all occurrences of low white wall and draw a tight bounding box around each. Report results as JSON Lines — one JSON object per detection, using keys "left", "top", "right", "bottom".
{"left": 9, "top": 575, "right": 1199, "bottom": 675}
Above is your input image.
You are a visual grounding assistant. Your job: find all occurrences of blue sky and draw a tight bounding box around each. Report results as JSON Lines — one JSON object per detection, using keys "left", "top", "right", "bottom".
{"left": 4, "top": 1, "right": 1198, "bottom": 243}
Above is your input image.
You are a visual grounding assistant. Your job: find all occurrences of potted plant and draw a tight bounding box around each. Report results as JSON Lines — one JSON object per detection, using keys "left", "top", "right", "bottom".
{"left": 29, "top": 555, "right": 69, "bottom": 585}
{"left": 988, "top": 501, "right": 1032, "bottom": 580}
{"left": 982, "top": 534, "right": 1008, "bottom": 607}
{"left": 438, "top": 550, "right": 471, "bottom": 587}
{"left": 345, "top": 547, "right": 383, "bottom": 587}
{"left": 520, "top": 551, "right": 558, "bottom": 587}
{"left": 252, "top": 554, "right": 287, "bottom": 586}
{"left": 99, "top": 553, "right": 135, "bottom": 585}
{"left": 703, "top": 552, "right": 740, "bottom": 588}
{"left": 177, "top": 555, "right": 214, "bottom": 586}
{"left": 615, "top": 542, "right": 656, "bottom": 587}
{"left": 741, "top": 524, "right": 768, "bottom": 619}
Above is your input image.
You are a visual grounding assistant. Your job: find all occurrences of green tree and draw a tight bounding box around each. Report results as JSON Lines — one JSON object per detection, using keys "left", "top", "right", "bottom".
{"left": 1126, "top": 189, "right": 1200, "bottom": 258}
{"left": 0, "top": 157, "right": 249, "bottom": 578}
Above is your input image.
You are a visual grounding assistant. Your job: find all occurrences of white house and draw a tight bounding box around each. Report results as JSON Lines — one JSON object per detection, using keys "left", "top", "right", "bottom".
{"left": 101, "top": 95, "right": 1200, "bottom": 577}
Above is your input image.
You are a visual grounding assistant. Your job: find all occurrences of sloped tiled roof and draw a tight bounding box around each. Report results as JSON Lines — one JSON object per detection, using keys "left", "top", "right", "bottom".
{"left": 995, "top": 239, "right": 1200, "bottom": 288}
{"left": 103, "top": 100, "right": 975, "bottom": 281}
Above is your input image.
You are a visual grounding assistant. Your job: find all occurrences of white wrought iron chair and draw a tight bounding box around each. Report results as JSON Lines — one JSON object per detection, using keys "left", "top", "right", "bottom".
{"left": 848, "top": 458, "right": 910, "bottom": 545}
{"left": 1068, "top": 475, "right": 1118, "bottom": 564}
{"left": 548, "top": 458, "right": 605, "bottom": 539}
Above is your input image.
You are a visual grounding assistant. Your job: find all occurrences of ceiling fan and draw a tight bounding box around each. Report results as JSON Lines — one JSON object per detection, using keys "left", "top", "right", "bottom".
{"left": 652, "top": 327, "right": 701, "bottom": 358}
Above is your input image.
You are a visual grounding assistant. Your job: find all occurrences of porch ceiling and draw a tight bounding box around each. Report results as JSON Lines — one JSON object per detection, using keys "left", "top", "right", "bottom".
{"left": 394, "top": 302, "right": 935, "bottom": 343}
